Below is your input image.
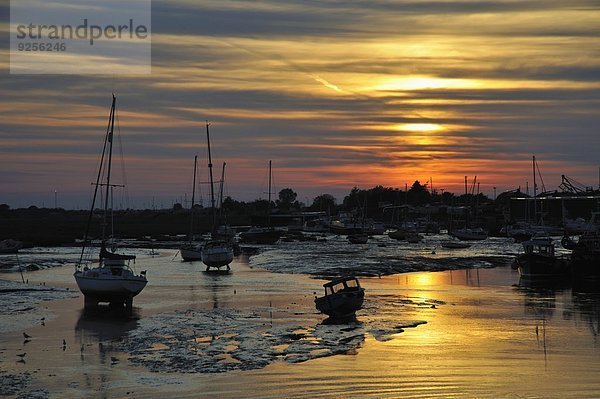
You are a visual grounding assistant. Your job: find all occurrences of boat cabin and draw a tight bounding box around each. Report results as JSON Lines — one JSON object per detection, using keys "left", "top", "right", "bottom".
{"left": 522, "top": 237, "right": 555, "bottom": 257}
{"left": 322, "top": 277, "right": 362, "bottom": 296}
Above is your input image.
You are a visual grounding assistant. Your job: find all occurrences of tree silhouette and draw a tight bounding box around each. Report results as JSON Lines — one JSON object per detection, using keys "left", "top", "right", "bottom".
{"left": 277, "top": 188, "right": 298, "bottom": 210}
{"left": 311, "top": 194, "right": 337, "bottom": 212}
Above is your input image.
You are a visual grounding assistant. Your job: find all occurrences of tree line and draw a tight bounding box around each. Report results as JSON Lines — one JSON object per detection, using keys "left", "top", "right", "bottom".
{"left": 216, "top": 181, "right": 492, "bottom": 218}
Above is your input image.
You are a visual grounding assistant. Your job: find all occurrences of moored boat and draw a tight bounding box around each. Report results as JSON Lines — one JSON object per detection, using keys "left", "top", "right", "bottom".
{"left": 75, "top": 247, "right": 147, "bottom": 310}
{"left": 513, "top": 236, "right": 570, "bottom": 280}
{"left": 201, "top": 240, "right": 234, "bottom": 270}
{"left": 450, "top": 227, "right": 488, "bottom": 241}
{"left": 347, "top": 233, "right": 369, "bottom": 244}
{"left": 200, "top": 122, "right": 234, "bottom": 272}
{"left": 73, "top": 95, "right": 147, "bottom": 311}
{"left": 315, "top": 276, "right": 365, "bottom": 318}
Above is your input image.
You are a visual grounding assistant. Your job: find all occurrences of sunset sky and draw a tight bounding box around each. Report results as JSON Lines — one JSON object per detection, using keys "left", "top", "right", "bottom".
{"left": 1, "top": 1, "right": 600, "bottom": 209}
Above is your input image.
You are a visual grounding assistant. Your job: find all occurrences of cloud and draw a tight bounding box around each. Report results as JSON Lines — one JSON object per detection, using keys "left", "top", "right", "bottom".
{"left": 1, "top": 0, "right": 600, "bottom": 206}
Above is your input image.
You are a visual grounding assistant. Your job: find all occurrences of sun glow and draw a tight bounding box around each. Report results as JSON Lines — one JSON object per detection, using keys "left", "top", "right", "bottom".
{"left": 395, "top": 123, "right": 445, "bottom": 133}
{"left": 413, "top": 273, "right": 435, "bottom": 286}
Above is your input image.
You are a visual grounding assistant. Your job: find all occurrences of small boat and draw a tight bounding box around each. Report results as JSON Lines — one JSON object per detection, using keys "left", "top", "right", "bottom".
{"left": 347, "top": 233, "right": 368, "bottom": 244}
{"left": 315, "top": 276, "right": 365, "bottom": 318}
{"left": 329, "top": 217, "right": 364, "bottom": 235}
{"left": 73, "top": 95, "right": 147, "bottom": 311}
{"left": 513, "top": 236, "right": 570, "bottom": 280}
{"left": 450, "top": 227, "right": 488, "bottom": 241}
{"left": 441, "top": 239, "right": 471, "bottom": 249}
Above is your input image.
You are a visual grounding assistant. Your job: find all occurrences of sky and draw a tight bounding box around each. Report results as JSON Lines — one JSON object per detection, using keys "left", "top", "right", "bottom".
{"left": 1, "top": 0, "right": 600, "bottom": 209}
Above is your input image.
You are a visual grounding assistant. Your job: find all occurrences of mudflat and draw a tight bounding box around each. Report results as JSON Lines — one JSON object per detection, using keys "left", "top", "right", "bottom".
{"left": 1, "top": 249, "right": 600, "bottom": 398}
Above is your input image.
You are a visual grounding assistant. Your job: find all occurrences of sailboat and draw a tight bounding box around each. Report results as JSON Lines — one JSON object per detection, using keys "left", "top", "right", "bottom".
{"left": 180, "top": 155, "right": 204, "bottom": 261}
{"left": 200, "top": 122, "right": 234, "bottom": 271}
{"left": 74, "top": 95, "right": 147, "bottom": 311}
{"left": 240, "top": 160, "right": 284, "bottom": 244}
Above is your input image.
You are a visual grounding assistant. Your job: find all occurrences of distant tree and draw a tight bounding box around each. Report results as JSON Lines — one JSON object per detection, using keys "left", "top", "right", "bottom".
{"left": 0, "top": 204, "right": 9, "bottom": 211}
{"left": 248, "top": 199, "right": 270, "bottom": 214}
{"left": 440, "top": 191, "right": 455, "bottom": 205}
{"left": 342, "top": 186, "right": 363, "bottom": 211}
{"left": 222, "top": 196, "right": 244, "bottom": 213}
{"left": 311, "top": 194, "right": 337, "bottom": 213}
{"left": 276, "top": 188, "right": 298, "bottom": 210}
{"left": 28, "top": 205, "right": 38, "bottom": 210}
{"left": 407, "top": 180, "right": 431, "bottom": 205}
{"left": 172, "top": 203, "right": 183, "bottom": 211}
{"left": 343, "top": 186, "right": 403, "bottom": 217}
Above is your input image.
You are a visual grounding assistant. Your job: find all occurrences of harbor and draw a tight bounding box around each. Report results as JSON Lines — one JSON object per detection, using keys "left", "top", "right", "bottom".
{"left": 3, "top": 0, "right": 600, "bottom": 397}
{"left": 2, "top": 234, "right": 600, "bottom": 398}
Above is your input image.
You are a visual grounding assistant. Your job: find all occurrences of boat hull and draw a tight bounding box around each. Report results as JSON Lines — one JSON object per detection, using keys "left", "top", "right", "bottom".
{"left": 201, "top": 244, "right": 234, "bottom": 268}
{"left": 74, "top": 269, "right": 147, "bottom": 303}
{"left": 515, "top": 254, "right": 571, "bottom": 280}
{"left": 315, "top": 289, "right": 364, "bottom": 318}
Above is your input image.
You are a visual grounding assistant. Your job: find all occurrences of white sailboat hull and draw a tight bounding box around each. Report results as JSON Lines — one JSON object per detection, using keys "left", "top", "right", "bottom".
{"left": 74, "top": 268, "right": 147, "bottom": 301}
{"left": 201, "top": 243, "right": 234, "bottom": 268}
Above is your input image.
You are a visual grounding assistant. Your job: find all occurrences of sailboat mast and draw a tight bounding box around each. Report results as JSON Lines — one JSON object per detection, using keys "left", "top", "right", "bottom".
{"left": 533, "top": 155, "right": 537, "bottom": 223}
{"left": 101, "top": 95, "right": 117, "bottom": 247}
{"left": 189, "top": 155, "right": 197, "bottom": 241}
{"left": 219, "top": 162, "right": 226, "bottom": 210}
{"left": 268, "top": 160, "right": 272, "bottom": 228}
{"left": 206, "top": 122, "right": 217, "bottom": 233}
{"left": 76, "top": 96, "right": 113, "bottom": 265}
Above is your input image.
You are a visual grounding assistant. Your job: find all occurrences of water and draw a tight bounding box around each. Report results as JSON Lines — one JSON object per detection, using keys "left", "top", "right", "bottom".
{"left": 1, "top": 238, "right": 600, "bottom": 398}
